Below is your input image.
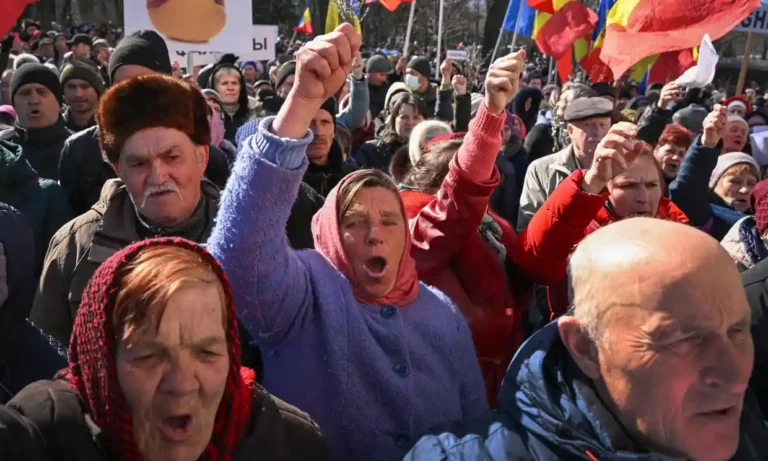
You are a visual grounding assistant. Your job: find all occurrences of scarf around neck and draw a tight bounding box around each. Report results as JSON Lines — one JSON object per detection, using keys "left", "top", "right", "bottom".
{"left": 311, "top": 170, "right": 420, "bottom": 307}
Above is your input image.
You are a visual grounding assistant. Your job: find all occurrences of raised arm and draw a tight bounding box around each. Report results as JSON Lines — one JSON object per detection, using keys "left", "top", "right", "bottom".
{"left": 207, "top": 25, "right": 361, "bottom": 347}
{"left": 410, "top": 51, "right": 526, "bottom": 271}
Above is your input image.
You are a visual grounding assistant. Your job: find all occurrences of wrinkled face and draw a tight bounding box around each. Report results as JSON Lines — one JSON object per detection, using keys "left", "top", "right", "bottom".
{"left": 653, "top": 143, "right": 686, "bottom": 179}
{"left": 54, "top": 36, "right": 68, "bottom": 53}
{"left": 567, "top": 117, "right": 611, "bottom": 166}
{"left": 0, "top": 73, "right": 11, "bottom": 105}
{"left": 608, "top": 155, "right": 662, "bottom": 218}
{"left": 116, "top": 282, "right": 229, "bottom": 461}
{"left": 72, "top": 43, "right": 91, "bottom": 59}
{"left": 714, "top": 167, "right": 758, "bottom": 212}
{"left": 116, "top": 127, "right": 208, "bottom": 228}
{"left": 241, "top": 65, "right": 258, "bottom": 83}
{"left": 308, "top": 109, "right": 335, "bottom": 165}
{"left": 593, "top": 262, "right": 753, "bottom": 461}
{"left": 113, "top": 65, "right": 156, "bottom": 84}
{"left": 14, "top": 83, "right": 60, "bottom": 129}
{"left": 63, "top": 79, "right": 98, "bottom": 113}
{"left": 727, "top": 105, "right": 747, "bottom": 118}
{"left": 276, "top": 75, "right": 295, "bottom": 98}
{"left": 405, "top": 68, "right": 428, "bottom": 91}
{"left": 214, "top": 72, "right": 240, "bottom": 105}
{"left": 340, "top": 187, "right": 406, "bottom": 299}
{"left": 395, "top": 104, "right": 423, "bottom": 139}
{"left": 722, "top": 122, "right": 748, "bottom": 154}
{"left": 367, "top": 72, "right": 388, "bottom": 86}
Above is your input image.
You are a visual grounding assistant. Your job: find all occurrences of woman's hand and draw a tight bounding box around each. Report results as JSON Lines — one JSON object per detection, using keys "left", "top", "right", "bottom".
{"left": 582, "top": 122, "right": 644, "bottom": 194}
{"left": 701, "top": 104, "right": 727, "bottom": 149}
{"left": 657, "top": 81, "right": 683, "bottom": 110}
{"left": 273, "top": 23, "right": 361, "bottom": 140}
{"left": 484, "top": 50, "right": 526, "bottom": 115}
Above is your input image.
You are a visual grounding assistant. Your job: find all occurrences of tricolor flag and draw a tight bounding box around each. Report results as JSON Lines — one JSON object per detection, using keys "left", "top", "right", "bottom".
{"left": 601, "top": 0, "right": 761, "bottom": 79}
{"left": 293, "top": 0, "right": 313, "bottom": 35}
{"left": 326, "top": 0, "right": 363, "bottom": 34}
{"left": 364, "top": 0, "right": 412, "bottom": 13}
{"left": 582, "top": 0, "right": 615, "bottom": 83}
{"left": 1, "top": 0, "right": 37, "bottom": 36}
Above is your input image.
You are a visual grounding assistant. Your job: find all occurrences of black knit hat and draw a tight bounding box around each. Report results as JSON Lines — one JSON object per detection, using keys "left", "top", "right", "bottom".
{"left": 108, "top": 30, "right": 171, "bottom": 84}
{"left": 10, "top": 63, "right": 63, "bottom": 106}
{"left": 275, "top": 61, "right": 297, "bottom": 90}
{"left": 60, "top": 62, "right": 105, "bottom": 96}
{"left": 406, "top": 56, "right": 431, "bottom": 79}
{"left": 320, "top": 97, "right": 337, "bottom": 127}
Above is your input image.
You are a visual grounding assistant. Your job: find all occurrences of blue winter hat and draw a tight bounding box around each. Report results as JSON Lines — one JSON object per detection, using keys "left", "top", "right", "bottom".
{"left": 241, "top": 61, "right": 259, "bottom": 72}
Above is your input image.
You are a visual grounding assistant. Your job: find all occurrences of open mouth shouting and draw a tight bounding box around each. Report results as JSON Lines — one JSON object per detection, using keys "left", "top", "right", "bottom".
{"left": 161, "top": 414, "right": 194, "bottom": 442}
{"left": 363, "top": 256, "right": 387, "bottom": 280}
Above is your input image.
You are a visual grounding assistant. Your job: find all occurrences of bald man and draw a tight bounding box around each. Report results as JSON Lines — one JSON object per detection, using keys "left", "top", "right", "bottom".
{"left": 407, "top": 218, "right": 768, "bottom": 461}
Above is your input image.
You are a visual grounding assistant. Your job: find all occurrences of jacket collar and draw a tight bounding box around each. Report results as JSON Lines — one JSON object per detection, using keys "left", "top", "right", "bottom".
{"left": 548, "top": 145, "right": 581, "bottom": 177}
{"left": 14, "top": 117, "right": 70, "bottom": 147}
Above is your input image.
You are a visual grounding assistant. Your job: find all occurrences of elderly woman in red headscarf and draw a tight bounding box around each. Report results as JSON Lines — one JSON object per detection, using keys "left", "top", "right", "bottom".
{"left": 6, "top": 238, "right": 330, "bottom": 461}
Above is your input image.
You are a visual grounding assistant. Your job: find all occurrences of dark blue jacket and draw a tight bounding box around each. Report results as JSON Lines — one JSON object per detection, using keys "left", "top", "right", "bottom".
{"left": 0, "top": 204, "right": 66, "bottom": 404}
{"left": 405, "top": 322, "right": 768, "bottom": 460}
{"left": 668, "top": 135, "right": 743, "bottom": 241}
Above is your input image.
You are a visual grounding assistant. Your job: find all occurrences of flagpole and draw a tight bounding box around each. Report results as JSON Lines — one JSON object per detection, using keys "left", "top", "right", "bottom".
{"left": 435, "top": 0, "right": 445, "bottom": 79}
{"left": 736, "top": 31, "right": 754, "bottom": 96}
{"left": 403, "top": 0, "right": 417, "bottom": 57}
{"left": 548, "top": 56, "right": 554, "bottom": 82}
{"left": 288, "top": 30, "right": 298, "bottom": 49}
{"left": 491, "top": 0, "right": 523, "bottom": 63}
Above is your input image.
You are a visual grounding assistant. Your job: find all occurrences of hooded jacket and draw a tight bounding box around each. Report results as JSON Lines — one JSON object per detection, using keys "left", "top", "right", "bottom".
{"left": 9, "top": 238, "right": 330, "bottom": 461}
{"left": 406, "top": 321, "right": 768, "bottom": 460}
{"left": 208, "top": 64, "right": 257, "bottom": 142}
{"left": 0, "top": 118, "right": 72, "bottom": 181}
{"left": 0, "top": 204, "right": 67, "bottom": 404}
{"left": 511, "top": 87, "right": 544, "bottom": 133}
{"left": 0, "top": 141, "right": 72, "bottom": 273}
{"left": 207, "top": 117, "right": 487, "bottom": 461}
{"left": 352, "top": 135, "right": 406, "bottom": 172}
{"left": 303, "top": 138, "right": 358, "bottom": 197}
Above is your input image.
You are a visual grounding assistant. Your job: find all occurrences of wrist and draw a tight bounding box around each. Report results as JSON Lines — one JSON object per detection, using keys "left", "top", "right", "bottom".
{"left": 272, "top": 92, "right": 320, "bottom": 140}
{"left": 482, "top": 99, "right": 504, "bottom": 115}
{"left": 581, "top": 171, "right": 607, "bottom": 195}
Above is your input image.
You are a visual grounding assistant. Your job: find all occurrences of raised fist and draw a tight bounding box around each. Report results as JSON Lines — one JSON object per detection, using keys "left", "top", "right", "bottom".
{"left": 396, "top": 56, "right": 408, "bottom": 74}
{"left": 351, "top": 51, "right": 364, "bottom": 80}
{"left": 658, "top": 81, "right": 682, "bottom": 110}
{"left": 702, "top": 104, "right": 727, "bottom": 149}
{"left": 292, "top": 23, "right": 361, "bottom": 105}
{"left": 484, "top": 50, "right": 526, "bottom": 115}
{"left": 451, "top": 74, "right": 467, "bottom": 96}
{"left": 440, "top": 58, "right": 453, "bottom": 82}
{"left": 582, "top": 122, "right": 644, "bottom": 193}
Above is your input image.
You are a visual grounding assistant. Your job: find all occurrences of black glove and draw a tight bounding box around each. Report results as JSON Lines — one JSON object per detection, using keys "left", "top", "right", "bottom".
{"left": 1, "top": 35, "right": 14, "bottom": 54}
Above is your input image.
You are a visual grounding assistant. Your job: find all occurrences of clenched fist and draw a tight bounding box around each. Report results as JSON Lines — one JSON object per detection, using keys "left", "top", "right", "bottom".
{"left": 292, "top": 23, "right": 362, "bottom": 106}
{"left": 582, "top": 122, "right": 645, "bottom": 194}
{"left": 702, "top": 104, "right": 727, "bottom": 149}
{"left": 451, "top": 75, "right": 467, "bottom": 96}
{"left": 484, "top": 50, "right": 526, "bottom": 115}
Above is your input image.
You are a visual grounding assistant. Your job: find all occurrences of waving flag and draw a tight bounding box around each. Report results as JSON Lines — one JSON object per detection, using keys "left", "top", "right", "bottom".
{"left": 531, "top": 1, "right": 598, "bottom": 60}
{"left": 364, "top": 0, "right": 412, "bottom": 13}
{"left": 1, "top": 0, "right": 37, "bottom": 36}
{"left": 582, "top": 0, "right": 615, "bottom": 82}
{"left": 294, "top": 1, "right": 313, "bottom": 35}
{"left": 601, "top": 0, "right": 761, "bottom": 79}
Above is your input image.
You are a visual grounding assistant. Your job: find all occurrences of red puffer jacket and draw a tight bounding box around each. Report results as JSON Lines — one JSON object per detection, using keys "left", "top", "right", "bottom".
{"left": 514, "top": 169, "right": 689, "bottom": 318}
{"left": 406, "top": 107, "right": 534, "bottom": 408}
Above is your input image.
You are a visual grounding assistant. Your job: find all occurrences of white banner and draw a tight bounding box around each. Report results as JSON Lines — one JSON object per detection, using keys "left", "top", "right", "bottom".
{"left": 168, "top": 25, "right": 278, "bottom": 69}
{"left": 125, "top": 0, "right": 254, "bottom": 53}
{"left": 735, "top": 6, "right": 768, "bottom": 34}
{"left": 446, "top": 50, "right": 468, "bottom": 61}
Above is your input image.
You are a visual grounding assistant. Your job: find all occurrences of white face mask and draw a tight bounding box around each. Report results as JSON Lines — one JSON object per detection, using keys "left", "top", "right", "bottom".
{"left": 404, "top": 74, "right": 421, "bottom": 90}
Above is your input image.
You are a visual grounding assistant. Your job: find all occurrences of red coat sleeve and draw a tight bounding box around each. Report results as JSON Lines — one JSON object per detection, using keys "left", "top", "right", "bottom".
{"left": 513, "top": 169, "right": 607, "bottom": 285}
{"left": 409, "top": 105, "right": 504, "bottom": 273}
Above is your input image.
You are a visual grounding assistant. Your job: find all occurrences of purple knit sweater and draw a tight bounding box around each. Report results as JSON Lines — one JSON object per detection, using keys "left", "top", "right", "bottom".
{"left": 207, "top": 118, "right": 487, "bottom": 461}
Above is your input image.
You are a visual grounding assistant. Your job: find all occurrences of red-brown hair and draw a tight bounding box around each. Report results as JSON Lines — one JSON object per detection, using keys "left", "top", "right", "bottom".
{"left": 658, "top": 123, "right": 693, "bottom": 149}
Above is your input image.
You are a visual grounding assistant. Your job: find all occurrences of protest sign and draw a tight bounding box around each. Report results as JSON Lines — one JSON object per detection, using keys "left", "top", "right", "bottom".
{"left": 736, "top": 6, "right": 768, "bottom": 34}
{"left": 125, "top": 0, "right": 253, "bottom": 53}
{"left": 167, "top": 25, "right": 278, "bottom": 70}
{"left": 446, "top": 49, "right": 468, "bottom": 61}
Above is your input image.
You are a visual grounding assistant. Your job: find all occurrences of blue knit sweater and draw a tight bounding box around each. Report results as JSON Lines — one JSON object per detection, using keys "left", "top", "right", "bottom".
{"left": 207, "top": 117, "right": 488, "bottom": 461}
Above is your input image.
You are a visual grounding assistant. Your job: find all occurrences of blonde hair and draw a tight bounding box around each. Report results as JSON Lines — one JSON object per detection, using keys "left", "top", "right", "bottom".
{"left": 719, "top": 163, "right": 760, "bottom": 186}
{"left": 338, "top": 170, "right": 400, "bottom": 221}
{"left": 408, "top": 120, "right": 452, "bottom": 166}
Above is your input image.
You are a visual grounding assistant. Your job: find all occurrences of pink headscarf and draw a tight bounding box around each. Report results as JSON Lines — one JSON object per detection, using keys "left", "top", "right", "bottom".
{"left": 209, "top": 112, "right": 225, "bottom": 147}
{"left": 311, "top": 170, "right": 420, "bottom": 307}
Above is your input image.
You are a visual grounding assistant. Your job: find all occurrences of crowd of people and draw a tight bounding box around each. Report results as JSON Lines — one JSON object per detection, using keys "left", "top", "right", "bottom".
{"left": 0, "top": 15, "right": 767, "bottom": 461}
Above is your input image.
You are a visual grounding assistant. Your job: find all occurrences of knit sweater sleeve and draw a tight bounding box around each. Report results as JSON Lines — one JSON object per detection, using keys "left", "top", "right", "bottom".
{"left": 207, "top": 117, "right": 317, "bottom": 347}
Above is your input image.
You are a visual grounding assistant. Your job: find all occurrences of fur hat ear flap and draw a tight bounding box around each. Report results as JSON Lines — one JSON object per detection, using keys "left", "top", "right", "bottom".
{"left": 98, "top": 75, "right": 211, "bottom": 165}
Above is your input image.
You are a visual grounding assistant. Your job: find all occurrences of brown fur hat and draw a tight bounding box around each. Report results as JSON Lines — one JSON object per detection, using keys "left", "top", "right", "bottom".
{"left": 98, "top": 75, "right": 211, "bottom": 164}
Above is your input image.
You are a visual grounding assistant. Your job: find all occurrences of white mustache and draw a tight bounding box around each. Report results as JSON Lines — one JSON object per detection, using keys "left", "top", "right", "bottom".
{"left": 140, "top": 182, "right": 183, "bottom": 209}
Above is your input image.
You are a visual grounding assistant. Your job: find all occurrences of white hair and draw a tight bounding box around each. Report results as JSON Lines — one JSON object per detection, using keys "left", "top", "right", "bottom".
{"left": 408, "top": 120, "right": 452, "bottom": 166}
{"left": 13, "top": 53, "right": 40, "bottom": 70}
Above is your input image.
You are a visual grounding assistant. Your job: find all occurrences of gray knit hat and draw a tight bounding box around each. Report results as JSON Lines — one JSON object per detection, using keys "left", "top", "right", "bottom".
{"left": 406, "top": 56, "right": 431, "bottom": 79}
{"left": 366, "top": 55, "right": 392, "bottom": 74}
{"left": 709, "top": 152, "right": 760, "bottom": 189}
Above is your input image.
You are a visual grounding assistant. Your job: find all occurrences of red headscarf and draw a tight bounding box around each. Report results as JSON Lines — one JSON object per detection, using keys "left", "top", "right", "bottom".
{"left": 63, "top": 237, "right": 253, "bottom": 461}
{"left": 311, "top": 170, "right": 420, "bottom": 307}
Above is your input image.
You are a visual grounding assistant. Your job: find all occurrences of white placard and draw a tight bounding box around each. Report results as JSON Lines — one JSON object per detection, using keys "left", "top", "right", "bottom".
{"left": 167, "top": 26, "right": 278, "bottom": 69}
{"left": 676, "top": 34, "right": 718, "bottom": 89}
{"left": 446, "top": 49, "right": 468, "bottom": 61}
{"left": 125, "top": 0, "right": 254, "bottom": 53}
{"left": 735, "top": 6, "right": 768, "bottom": 34}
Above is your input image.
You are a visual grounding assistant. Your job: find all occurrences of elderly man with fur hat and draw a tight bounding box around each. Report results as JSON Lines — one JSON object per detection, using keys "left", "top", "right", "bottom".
{"left": 58, "top": 30, "right": 231, "bottom": 216}
{"left": 31, "top": 75, "right": 222, "bottom": 347}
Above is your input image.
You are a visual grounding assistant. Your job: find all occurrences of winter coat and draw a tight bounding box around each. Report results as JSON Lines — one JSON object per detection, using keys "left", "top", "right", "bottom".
{"left": 511, "top": 86, "right": 544, "bottom": 133}
{"left": 404, "top": 106, "right": 533, "bottom": 408}
{"left": 637, "top": 104, "right": 673, "bottom": 145}
{"left": 0, "top": 119, "right": 72, "bottom": 181}
{"left": 515, "top": 169, "right": 689, "bottom": 318}
{"left": 517, "top": 144, "right": 581, "bottom": 231}
{"left": 524, "top": 123, "right": 554, "bottom": 164}
{"left": 206, "top": 117, "right": 487, "bottom": 461}
{"left": 208, "top": 64, "right": 258, "bottom": 142}
{"left": 351, "top": 136, "right": 406, "bottom": 172}
{"left": 415, "top": 83, "right": 454, "bottom": 122}
{"left": 30, "top": 179, "right": 221, "bottom": 346}
{"left": 61, "top": 106, "right": 95, "bottom": 133}
{"left": 337, "top": 76, "right": 369, "bottom": 131}
{"left": 58, "top": 125, "right": 231, "bottom": 215}
{"left": 669, "top": 135, "right": 740, "bottom": 241}
{"left": 6, "top": 379, "right": 331, "bottom": 461}
{"left": 0, "top": 405, "right": 50, "bottom": 461}
{"left": 0, "top": 204, "right": 66, "bottom": 404}
{"left": 722, "top": 216, "right": 768, "bottom": 272}
{"left": 0, "top": 141, "right": 72, "bottom": 274}
{"left": 303, "top": 139, "right": 358, "bottom": 197}
{"left": 490, "top": 143, "right": 529, "bottom": 226}
{"left": 740, "top": 259, "right": 768, "bottom": 417}
{"left": 369, "top": 80, "right": 391, "bottom": 119}
{"left": 405, "top": 321, "right": 768, "bottom": 461}
{"left": 452, "top": 93, "right": 472, "bottom": 132}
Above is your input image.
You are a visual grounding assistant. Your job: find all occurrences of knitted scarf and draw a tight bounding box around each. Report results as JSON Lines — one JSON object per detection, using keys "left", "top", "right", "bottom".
{"left": 61, "top": 237, "right": 253, "bottom": 461}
